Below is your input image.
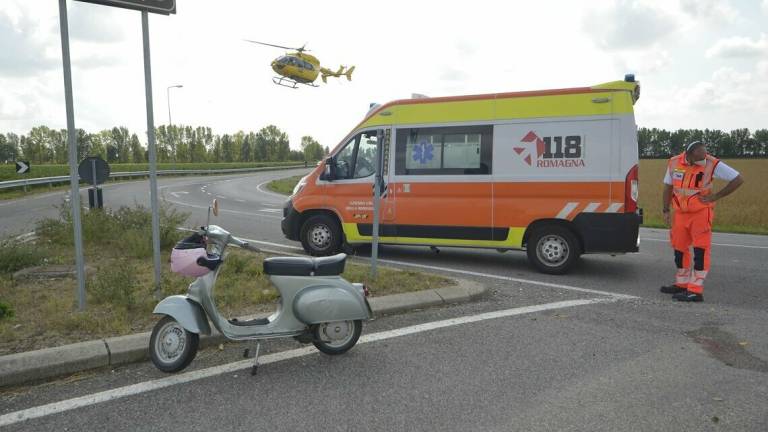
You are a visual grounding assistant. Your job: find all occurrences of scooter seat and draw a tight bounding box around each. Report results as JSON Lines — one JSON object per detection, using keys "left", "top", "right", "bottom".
{"left": 263, "top": 253, "right": 347, "bottom": 276}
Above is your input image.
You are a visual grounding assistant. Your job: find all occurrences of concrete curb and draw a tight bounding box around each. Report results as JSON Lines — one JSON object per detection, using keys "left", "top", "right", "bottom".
{"left": 0, "top": 278, "right": 486, "bottom": 388}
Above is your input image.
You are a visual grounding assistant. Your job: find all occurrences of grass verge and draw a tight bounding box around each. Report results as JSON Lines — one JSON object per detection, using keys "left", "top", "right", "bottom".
{"left": 266, "top": 175, "right": 304, "bottom": 196}
{"left": 0, "top": 204, "right": 452, "bottom": 355}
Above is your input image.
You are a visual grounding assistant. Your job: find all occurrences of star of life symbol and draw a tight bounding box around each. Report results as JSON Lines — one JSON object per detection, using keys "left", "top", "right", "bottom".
{"left": 513, "top": 131, "right": 545, "bottom": 166}
{"left": 412, "top": 140, "right": 434, "bottom": 164}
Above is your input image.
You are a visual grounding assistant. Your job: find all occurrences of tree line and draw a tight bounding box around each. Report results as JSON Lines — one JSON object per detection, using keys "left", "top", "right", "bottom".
{"left": 3, "top": 125, "right": 767, "bottom": 164}
{"left": 0, "top": 124, "right": 329, "bottom": 165}
{"left": 638, "top": 127, "right": 768, "bottom": 158}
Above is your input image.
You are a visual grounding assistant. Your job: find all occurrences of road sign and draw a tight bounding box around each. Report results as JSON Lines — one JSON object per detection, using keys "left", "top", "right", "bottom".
{"left": 15, "top": 161, "right": 30, "bottom": 174}
{"left": 75, "top": 0, "right": 176, "bottom": 15}
{"left": 78, "top": 156, "right": 110, "bottom": 185}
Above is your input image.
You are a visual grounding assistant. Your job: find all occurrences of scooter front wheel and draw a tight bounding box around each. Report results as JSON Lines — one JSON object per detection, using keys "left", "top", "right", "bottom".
{"left": 311, "top": 320, "right": 362, "bottom": 355}
{"left": 149, "top": 315, "right": 199, "bottom": 373}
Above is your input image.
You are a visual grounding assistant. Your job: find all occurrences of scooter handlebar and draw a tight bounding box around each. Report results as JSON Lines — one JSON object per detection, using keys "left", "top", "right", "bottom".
{"left": 230, "top": 236, "right": 260, "bottom": 252}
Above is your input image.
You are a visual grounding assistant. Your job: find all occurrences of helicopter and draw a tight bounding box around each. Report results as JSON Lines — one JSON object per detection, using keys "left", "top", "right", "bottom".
{"left": 244, "top": 40, "right": 355, "bottom": 89}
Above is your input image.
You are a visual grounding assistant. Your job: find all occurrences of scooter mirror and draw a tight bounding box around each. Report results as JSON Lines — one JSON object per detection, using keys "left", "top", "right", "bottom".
{"left": 212, "top": 199, "right": 219, "bottom": 217}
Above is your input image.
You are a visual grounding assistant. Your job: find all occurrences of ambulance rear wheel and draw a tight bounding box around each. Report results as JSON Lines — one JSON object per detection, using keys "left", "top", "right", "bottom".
{"left": 301, "top": 214, "right": 342, "bottom": 256}
{"left": 527, "top": 226, "right": 580, "bottom": 275}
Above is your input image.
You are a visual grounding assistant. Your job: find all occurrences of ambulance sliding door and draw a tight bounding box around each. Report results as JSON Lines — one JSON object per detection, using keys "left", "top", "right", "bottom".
{"left": 391, "top": 125, "right": 494, "bottom": 247}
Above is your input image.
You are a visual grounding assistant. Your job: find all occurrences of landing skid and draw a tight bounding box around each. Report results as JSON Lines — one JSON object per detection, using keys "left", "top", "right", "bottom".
{"left": 272, "top": 76, "right": 318, "bottom": 89}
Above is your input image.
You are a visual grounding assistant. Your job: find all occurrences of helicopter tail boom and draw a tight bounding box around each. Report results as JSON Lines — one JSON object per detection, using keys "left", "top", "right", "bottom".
{"left": 320, "top": 65, "right": 355, "bottom": 82}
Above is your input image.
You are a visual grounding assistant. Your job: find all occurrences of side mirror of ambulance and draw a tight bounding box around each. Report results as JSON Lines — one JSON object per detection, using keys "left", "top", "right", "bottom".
{"left": 323, "top": 157, "right": 335, "bottom": 181}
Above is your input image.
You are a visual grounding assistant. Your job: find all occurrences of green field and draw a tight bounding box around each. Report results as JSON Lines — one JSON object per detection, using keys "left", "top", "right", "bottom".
{"left": 0, "top": 161, "right": 305, "bottom": 182}
{"left": 639, "top": 159, "right": 766, "bottom": 234}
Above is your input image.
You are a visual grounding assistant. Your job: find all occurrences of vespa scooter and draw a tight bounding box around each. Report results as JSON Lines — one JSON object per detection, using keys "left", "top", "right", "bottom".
{"left": 149, "top": 200, "right": 372, "bottom": 374}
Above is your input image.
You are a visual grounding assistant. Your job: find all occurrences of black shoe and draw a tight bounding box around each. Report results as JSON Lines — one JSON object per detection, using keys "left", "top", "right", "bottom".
{"left": 660, "top": 285, "right": 687, "bottom": 294}
{"left": 672, "top": 291, "right": 703, "bottom": 302}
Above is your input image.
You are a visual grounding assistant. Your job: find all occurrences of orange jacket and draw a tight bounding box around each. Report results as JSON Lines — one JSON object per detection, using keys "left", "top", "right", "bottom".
{"left": 668, "top": 152, "right": 720, "bottom": 213}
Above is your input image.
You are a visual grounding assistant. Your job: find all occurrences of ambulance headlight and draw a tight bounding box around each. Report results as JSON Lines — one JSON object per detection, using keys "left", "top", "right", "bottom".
{"left": 292, "top": 177, "right": 308, "bottom": 196}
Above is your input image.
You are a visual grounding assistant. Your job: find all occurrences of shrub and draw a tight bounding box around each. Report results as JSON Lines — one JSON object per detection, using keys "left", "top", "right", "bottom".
{"left": 0, "top": 301, "right": 14, "bottom": 320}
{"left": 90, "top": 263, "right": 141, "bottom": 311}
{"left": 35, "top": 202, "right": 189, "bottom": 253}
{"left": 0, "top": 243, "right": 47, "bottom": 274}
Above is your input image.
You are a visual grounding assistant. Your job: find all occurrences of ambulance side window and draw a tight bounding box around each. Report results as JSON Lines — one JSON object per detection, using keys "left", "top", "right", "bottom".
{"left": 333, "top": 131, "right": 378, "bottom": 180}
{"left": 334, "top": 137, "right": 357, "bottom": 179}
{"left": 395, "top": 125, "right": 492, "bottom": 175}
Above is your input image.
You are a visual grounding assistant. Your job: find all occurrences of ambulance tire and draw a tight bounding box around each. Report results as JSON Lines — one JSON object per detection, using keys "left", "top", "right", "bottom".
{"left": 300, "top": 214, "right": 342, "bottom": 256}
{"left": 527, "top": 226, "right": 581, "bottom": 275}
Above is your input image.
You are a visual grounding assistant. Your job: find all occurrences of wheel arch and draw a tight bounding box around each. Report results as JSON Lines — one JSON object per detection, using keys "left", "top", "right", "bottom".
{"left": 523, "top": 218, "right": 585, "bottom": 254}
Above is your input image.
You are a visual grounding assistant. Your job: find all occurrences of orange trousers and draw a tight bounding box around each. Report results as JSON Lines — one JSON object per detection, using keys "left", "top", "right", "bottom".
{"left": 670, "top": 208, "right": 712, "bottom": 294}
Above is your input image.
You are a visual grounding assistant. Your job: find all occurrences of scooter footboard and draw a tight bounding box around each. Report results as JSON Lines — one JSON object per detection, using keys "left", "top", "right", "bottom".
{"left": 293, "top": 285, "right": 371, "bottom": 324}
{"left": 153, "top": 295, "right": 212, "bottom": 335}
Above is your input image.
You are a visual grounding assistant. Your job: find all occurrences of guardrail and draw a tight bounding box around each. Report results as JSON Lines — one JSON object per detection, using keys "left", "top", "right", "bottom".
{"left": 0, "top": 164, "right": 308, "bottom": 191}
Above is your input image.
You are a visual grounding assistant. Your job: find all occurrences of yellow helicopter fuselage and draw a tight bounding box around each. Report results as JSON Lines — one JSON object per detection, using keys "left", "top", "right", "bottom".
{"left": 271, "top": 52, "right": 320, "bottom": 83}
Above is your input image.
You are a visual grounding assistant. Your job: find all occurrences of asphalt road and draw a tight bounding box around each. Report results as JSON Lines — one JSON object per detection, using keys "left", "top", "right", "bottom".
{"left": 1, "top": 170, "right": 767, "bottom": 431}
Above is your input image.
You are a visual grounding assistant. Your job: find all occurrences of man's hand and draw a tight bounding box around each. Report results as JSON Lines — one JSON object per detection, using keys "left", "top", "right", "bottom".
{"left": 699, "top": 194, "right": 718, "bottom": 203}
{"left": 663, "top": 210, "right": 671, "bottom": 227}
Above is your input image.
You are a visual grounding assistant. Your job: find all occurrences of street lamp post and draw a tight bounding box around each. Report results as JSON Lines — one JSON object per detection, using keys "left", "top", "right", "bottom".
{"left": 167, "top": 84, "right": 183, "bottom": 167}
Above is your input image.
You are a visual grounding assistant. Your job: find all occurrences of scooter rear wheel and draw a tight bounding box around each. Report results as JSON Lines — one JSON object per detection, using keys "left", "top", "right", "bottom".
{"left": 311, "top": 320, "right": 362, "bottom": 355}
{"left": 150, "top": 315, "right": 199, "bottom": 373}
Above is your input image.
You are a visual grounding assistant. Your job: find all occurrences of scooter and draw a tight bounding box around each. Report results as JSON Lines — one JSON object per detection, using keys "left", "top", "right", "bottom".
{"left": 149, "top": 200, "right": 372, "bottom": 374}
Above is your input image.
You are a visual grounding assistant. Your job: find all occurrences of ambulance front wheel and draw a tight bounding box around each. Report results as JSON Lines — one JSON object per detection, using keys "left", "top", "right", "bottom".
{"left": 300, "top": 214, "right": 342, "bottom": 256}
{"left": 527, "top": 226, "right": 581, "bottom": 275}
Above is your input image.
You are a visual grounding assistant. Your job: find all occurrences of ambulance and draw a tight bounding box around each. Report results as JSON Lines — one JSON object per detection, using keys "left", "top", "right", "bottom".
{"left": 282, "top": 75, "right": 643, "bottom": 274}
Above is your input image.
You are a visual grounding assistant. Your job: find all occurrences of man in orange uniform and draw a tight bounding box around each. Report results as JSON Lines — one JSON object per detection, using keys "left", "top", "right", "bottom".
{"left": 660, "top": 141, "right": 744, "bottom": 302}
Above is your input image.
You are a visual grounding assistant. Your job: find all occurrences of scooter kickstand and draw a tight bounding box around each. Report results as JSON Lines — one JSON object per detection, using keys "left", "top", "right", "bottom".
{"left": 250, "top": 342, "right": 261, "bottom": 376}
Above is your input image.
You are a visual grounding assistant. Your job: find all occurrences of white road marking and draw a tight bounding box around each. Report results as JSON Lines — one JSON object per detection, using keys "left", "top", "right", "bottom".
{"left": 258, "top": 208, "right": 282, "bottom": 213}
{"left": 555, "top": 202, "right": 579, "bottom": 219}
{"left": 235, "top": 199, "right": 246, "bottom": 203}
{"left": 641, "top": 237, "right": 768, "bottom": 250}
{"left": 164, "top": 200, "right": 281, "bottom": 220}
{"left": 169, "top": 191, "right": 189, "bottom": 198}
{"left": 216, "top": 195, "right": 227, "bottom": 199}
{"left": 238, "top": 238, "right": 635, "bottom": 300}
{"left": 375, "top": 257, "right": 637, "bottom": 300}
{"left": 256, "top": 180, "right": 291, "bottom": 199}
{"left": 0, "top": 298, "right": 611, "bottom": 427}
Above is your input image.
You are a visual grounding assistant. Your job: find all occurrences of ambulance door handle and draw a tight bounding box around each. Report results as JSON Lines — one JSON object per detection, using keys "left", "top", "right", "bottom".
{"left": 592, "top": 97, "right": 611, "bottom": 103}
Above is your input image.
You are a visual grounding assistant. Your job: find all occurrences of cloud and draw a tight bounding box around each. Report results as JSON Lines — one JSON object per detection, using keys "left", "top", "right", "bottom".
{"left": 764, "top": 0, "right": 768, "bottom": 14}
{"left": 440, "top": 68, "right": 470, "bottom": 82}
{"left": 679, "top": 0, "right": 739, "bottom": 23}
{"left": 69, "top": 3, "right": 125, "bottom": 43}
{"left": 613, "top": 48, "right": 671, "bottom": 75}
{"left": 582, "top": 0, "right": 678, "bottom": 50}
{"left": 0, "top": 11, "right": 58, "bottom": 76}
{"left": 758, "top": 61, "right": 768, "bottom": 78}
{"left": 706, "top": 33, "right": 768, "bottom": 58}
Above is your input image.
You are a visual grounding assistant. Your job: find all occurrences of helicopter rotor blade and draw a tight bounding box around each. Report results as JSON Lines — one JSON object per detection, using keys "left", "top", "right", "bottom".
{"left": 243, "top": 39, "right": 310, "bottom": 52}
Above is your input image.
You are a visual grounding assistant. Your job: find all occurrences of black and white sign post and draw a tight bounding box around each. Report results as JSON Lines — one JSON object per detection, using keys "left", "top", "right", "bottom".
{"left": 58, "top": 0, "right": 87, "bottom": 310}
{"left": 14, "top": 161, "right": 29, "bottom": 174}
{"left": 15, "top": 161, "right": 30, "bottom": 193}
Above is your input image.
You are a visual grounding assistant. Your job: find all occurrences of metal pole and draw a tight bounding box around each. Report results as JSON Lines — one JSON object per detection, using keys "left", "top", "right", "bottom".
{"left": 142, "top": 11, "right": 162, "bottom": 295}
{"left": 167, "top": 84, "right": 182, "bottom": 169}
{"left": 58, "top": 0, "right": 87, "bottom": 311}
{"left": 370, "top": 130, "right": 385, "bottom": 278}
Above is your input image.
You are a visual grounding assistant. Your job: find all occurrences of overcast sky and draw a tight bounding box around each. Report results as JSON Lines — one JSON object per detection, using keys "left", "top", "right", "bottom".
{"left": 1, "top": 0, "right": 767, "bottom": 150}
